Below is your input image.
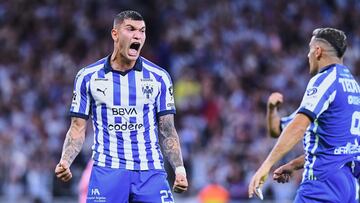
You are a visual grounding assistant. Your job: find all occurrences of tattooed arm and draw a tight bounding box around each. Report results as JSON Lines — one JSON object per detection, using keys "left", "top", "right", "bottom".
{"left": 55, "top": 117, "right": 87, "bottom": 182}
{"left": 158, "top": 114, "right": 188, "bottom": 193}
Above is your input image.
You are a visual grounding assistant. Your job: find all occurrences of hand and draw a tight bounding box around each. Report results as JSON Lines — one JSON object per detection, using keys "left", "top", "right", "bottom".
{"left": 273, "top": 163, "right": 294, "bottom": 183}
{"left": 173, "top": 173, "right": 188, "bottom": 193}
{"left": 55, "top": 160, "right": 72, "bottom": 182}
{"left": 248, "top": 167, "right": 269, "bottom": 199}
{"left": 267, "top": 92, "right": 283, "bottom": 109}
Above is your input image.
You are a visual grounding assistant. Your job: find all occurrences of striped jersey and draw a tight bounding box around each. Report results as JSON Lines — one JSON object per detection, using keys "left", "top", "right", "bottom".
{"left": 69, "top": 56, "right": 176, "bottom": 170}
{"left": 296, "top": 63, "right": 360, "bottom": 181}
{"left": 280, "top": 109, "right": 298, "bottom": 131}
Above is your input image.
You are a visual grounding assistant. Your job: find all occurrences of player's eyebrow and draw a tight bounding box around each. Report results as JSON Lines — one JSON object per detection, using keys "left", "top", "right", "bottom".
{"left": 124, "top": 24, "right": 146, "bottom": 31}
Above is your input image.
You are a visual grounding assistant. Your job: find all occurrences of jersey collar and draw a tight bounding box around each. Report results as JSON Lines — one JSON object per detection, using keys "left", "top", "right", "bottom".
{"left": 319, "top": 63, "right": 336, "bottom": 73}
{"left": 104, "top": 55, "right": 143, "bottom": 75}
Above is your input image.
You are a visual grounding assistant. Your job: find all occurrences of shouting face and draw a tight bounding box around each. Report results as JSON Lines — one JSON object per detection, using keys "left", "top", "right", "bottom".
{"left": 112, "top": 19, "right": 146, "bottom": 62}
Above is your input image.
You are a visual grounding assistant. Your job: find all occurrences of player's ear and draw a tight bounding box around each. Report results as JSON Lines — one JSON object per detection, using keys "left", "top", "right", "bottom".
{"left": 111, "top": 28, "right": 118, "bottom": 42}
{"left": 315, "top": 45, "right": 322, "bottom": 60}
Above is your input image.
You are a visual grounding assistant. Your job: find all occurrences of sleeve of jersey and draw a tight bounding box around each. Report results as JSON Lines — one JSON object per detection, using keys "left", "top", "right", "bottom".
{"left": 156, "top": 73, "right": 176, "bottom": 117}
{"left": 298, "top": 70, "right": 337, "bottom": 122}
{"left": 68, "top": 68, "right": 91, "bottom": 120}
{"left": 280, "top": 110, "right": 297, "bottom": 131}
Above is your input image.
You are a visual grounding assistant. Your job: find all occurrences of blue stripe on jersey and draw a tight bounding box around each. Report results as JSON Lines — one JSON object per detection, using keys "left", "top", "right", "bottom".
{"left": 97, "top": 68, "right": 105, "bottom": 78}
{"left": 128, "top": 71, "right": 136, "bottom": 106}
{"left": 79, "top": 78, "right": 88, "bottom": 115}
{"left": 130, "top": 117, "right": 140, "bottom": 170}
{"left": 101, "top": 104, "right": 112, "bottom": 167}
{"left": 159, "top": 80, "right": 167, "bottom": 111}
{"left": 143, "top": 69, "right": 154, "bottom": 169}
{"left": 92, "top": 98, "right": 100, "bottom": 164}
{"left": 113, "top": 73, "right": 121, "bottom": 105}
{"left": 143, "top": 104, "right": 154, "bottom": 169}
{"left": 115, "top": 117, "right": 125, "bottom": 168}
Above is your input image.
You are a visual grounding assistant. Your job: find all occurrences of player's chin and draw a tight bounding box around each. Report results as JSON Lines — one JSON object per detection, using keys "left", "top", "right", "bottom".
{"left": 126, "top": 54, "right": 138, "bottom": 61}
{"left": 173, "top": 187, "right": 187, "bottom": 193}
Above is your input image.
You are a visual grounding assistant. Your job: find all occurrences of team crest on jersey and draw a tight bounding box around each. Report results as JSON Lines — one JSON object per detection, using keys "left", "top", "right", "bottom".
{"left": 142, "top": 84, "right": 154, "bottom": 99}
{"left": 307, "top": 87, "right": 318, "bottom": 96}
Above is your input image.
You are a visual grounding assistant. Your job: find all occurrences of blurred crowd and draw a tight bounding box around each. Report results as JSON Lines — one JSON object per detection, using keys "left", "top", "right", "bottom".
{"left": 1, "top": 0, "right": 360, "bottom": 202}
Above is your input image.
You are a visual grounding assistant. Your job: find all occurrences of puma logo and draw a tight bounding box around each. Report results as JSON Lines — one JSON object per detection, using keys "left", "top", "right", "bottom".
{"left": 97, "top": 88, "right": 107, "bottom": 96}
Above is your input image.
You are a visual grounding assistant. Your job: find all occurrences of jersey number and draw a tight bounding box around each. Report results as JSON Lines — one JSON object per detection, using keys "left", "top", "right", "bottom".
{"left": 351, "top": 111, "right": 360, "bottom": 136}
{"left": 160, "top": 190, "right": 174, "bottom": 203}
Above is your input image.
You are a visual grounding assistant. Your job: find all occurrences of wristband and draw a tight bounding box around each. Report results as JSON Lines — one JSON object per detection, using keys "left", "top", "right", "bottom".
{"left": 175, "top": 166, "right": 187, "bottom": 177}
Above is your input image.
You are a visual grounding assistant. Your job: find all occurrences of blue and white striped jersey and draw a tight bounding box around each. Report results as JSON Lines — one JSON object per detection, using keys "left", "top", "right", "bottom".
{"left": 280, "top": 109, "right": 298, "bottom": 131}
{"left": 69, "top": 56, "right": 176, "bottom": 170}
{"left": 297, "top": 64, "right": 360, "bottom": 181}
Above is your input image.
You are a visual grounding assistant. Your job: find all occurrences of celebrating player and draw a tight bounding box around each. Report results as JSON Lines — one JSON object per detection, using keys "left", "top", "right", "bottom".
{"left": 249, "top": 28, "right": 360, "bottom": 202}
{"left": 55, "top": 10, "right": 188, "bottom": 202}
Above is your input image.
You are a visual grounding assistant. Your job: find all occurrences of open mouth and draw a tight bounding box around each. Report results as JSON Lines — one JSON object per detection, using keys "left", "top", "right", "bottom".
{"left": 130, "top": 42, "right": 140, "bottom": 51}
{"left": 129, "top": 42, "right": 141, "bottom": 56}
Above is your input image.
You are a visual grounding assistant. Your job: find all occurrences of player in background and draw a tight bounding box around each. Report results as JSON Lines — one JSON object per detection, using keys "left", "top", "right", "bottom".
{"left": 55, "top": 10, "right": 188, "bottom": 202}
{"left": 249, "top": 27, "right": 360, "bottom": 202}
{"left": 266, "top": 92, "right": 305, "bottom": 183}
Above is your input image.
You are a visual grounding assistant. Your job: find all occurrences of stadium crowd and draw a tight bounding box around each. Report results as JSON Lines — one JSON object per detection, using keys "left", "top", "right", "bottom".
{"left": 0, "top": 0, "right": 360, "bottom": 202}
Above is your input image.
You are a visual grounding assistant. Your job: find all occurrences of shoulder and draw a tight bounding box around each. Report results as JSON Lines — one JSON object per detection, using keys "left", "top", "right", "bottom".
{"left": 141, "top": 57, "right": 172, "bottom": 81}
{"left": 308, "top": 66, "right": 337, "bottom": 88}
{"left": 75, "top": 57, "right": 107, "bottom": 81}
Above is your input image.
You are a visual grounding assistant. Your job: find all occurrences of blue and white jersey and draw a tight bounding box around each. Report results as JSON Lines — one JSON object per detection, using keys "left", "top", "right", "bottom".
{"left": 280, "top": 109, "right": 298, "bottom": 131}
{"left": 69, "top": 56, "right": 176, "bottom": 170}
{"left": 297, "top": 64, "right": 360, "bottom": 181}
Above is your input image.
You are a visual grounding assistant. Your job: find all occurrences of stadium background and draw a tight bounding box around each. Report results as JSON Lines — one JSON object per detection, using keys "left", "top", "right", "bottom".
{"left": 0, "top": 0, "right": 360, "bottom": 202}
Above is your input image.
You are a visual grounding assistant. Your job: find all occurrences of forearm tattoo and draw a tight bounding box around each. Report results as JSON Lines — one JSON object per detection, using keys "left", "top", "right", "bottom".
{"left": 61, "top": 128, "right": 85, "bottom": 166}
{"left": 158, "top": 114, "right": 184, "bottom": 169}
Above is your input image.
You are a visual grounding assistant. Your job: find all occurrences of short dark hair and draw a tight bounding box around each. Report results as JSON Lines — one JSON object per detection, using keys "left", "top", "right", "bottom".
{"left": 113, "top": 10, "right": 144, "bottom": 27}
{"left": 312, "top": 28, "right": 347, "bottom": 58}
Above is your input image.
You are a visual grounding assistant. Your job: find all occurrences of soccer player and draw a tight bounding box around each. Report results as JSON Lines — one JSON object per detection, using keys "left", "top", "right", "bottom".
{"left": 54, "top": 10, "right": 188, "bottom": 202}
{"left": 249, "top": 27, "right": 360, "bottom": 202}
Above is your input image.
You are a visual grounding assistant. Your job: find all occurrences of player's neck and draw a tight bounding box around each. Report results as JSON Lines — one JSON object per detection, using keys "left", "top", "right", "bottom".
{"left": 110, "top": 53, "right": 136, "bottom": 72}
{"left": 319, "top": 57, "right": 343, "bottom": 69}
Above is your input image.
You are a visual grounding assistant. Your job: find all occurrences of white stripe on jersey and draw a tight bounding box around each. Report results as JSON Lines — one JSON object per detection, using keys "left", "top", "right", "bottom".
{"left": 148, "top": 72, "right": 162, "bottom": 169}
{"left": 134, "top": 71, "right": 149, "bottom": 170}
{"left": 94, "top": 101, "right": 106, "bottom": 167}
{"left": 119, "top": 74, "right": 134, "bottom": 170}
{"left": 301, "top": 68, "right": 337, "bottom": 113}
{"left": 106, "top": 73, "right": 120, "bottom": 168}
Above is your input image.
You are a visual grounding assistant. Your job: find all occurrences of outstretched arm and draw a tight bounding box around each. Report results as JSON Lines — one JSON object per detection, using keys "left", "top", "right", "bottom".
{"left": 158, "top": 114, "right": 188, "bottom": 193}
{"left": 266, "top": 92, "right": 283, "bottom": 138}
{"left": 55, "top": 117, "right": 87, "bottom": 182}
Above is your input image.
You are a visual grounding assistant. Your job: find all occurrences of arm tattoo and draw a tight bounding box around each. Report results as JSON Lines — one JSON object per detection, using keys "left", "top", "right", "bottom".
{"left": 61, "top": 119, "right": 86, "bottom": 166}
{"left": 158, "top": 114, "right": 184, "bottom": 169}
